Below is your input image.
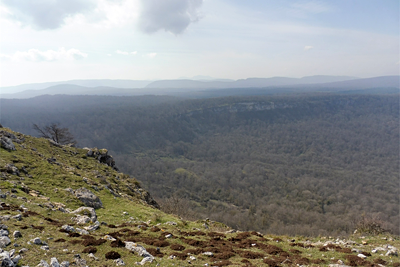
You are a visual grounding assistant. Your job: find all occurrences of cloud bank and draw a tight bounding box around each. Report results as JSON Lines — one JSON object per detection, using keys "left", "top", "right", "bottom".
{"left": 1, "top": 0, "right": 96, "bottom": 29}
{"left": 1, "top": 48, "right": 87, "bottom": 61}
{"left": 138, "top": 0, "right": 203, "bottom": 34}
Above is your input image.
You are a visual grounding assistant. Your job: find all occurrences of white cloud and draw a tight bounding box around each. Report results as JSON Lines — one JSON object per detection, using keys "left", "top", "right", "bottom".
{"left": 138, "top": 0, "right": 203, "bottom": 34}
{"left": 304, "top": 46, "right": 314, "bottom": 51}
{"left": 1, "top": 48, "right": 87, "bottom": 62}
{"left": 144, "top": 53, "right": 157, "bottom": 58}
{"left": 116, "top": 50, "right": 137, "bottom": 55}
{"left": 1, "top": 0, "right": 97, "bottom": 29}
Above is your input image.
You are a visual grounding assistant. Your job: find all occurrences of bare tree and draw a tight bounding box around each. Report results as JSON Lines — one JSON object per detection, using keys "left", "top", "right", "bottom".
{"left": 33, "top": 123, "right": 77, "bottom": 146}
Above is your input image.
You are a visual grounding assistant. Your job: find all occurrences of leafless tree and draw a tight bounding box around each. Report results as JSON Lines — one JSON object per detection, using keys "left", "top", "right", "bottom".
{"left": 33, "top": 123, "right": 77, "bottom": 146}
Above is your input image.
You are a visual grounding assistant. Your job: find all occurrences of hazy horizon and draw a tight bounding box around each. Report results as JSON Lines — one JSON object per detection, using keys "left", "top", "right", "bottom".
{"left": 0, "top": 0, "right": 398, "bottom": 87}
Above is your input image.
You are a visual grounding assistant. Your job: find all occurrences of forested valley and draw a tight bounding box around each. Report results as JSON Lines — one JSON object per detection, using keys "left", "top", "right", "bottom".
{"left": 1, "top": 93, "right": 398, "bottom": 236}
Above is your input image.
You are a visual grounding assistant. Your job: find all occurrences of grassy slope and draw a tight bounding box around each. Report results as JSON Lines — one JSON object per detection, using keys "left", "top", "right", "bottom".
{"left": 0, "top": 127, "right": 398, "bottom": 266}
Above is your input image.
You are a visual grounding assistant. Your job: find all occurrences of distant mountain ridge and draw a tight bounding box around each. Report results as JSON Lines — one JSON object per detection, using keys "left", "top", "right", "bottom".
{"left": 145, "top": 75, "right": 359, "bottom": 89}
{"left": 1, "top": 75, "right": 398, "bottom": 99}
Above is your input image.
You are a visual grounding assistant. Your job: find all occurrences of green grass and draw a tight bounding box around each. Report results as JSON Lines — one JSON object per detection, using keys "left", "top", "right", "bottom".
{"left": 0, "top": 127, "right": 399, "bottom": 266}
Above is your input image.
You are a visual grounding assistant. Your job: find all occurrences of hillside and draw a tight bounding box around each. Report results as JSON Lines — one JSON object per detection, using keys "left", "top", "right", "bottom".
{"left": 1, "top": 94, "right": 399, "bottom": 238}
{"left": 1, "top": 127, "right": 399, "bottom": 267}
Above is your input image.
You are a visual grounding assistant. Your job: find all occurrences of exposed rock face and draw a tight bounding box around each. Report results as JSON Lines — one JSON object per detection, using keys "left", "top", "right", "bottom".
{"left": 137, "top": 189, "right": 160, "bottom": 209}
{"left": 74, "top": 188, "right": 103, "bottom": 209}
{"left": 84, "top": 148, "right": 118, "bottom": 171}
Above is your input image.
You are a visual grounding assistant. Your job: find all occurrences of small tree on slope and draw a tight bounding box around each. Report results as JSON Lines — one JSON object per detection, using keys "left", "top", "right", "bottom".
{"left": 33, "top": 123, "right": 77, "bottom": 146}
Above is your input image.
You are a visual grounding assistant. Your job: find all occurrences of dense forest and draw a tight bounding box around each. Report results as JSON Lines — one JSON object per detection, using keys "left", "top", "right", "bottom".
{"left": 1, "top": 93, "right": 398, "bottom": 236}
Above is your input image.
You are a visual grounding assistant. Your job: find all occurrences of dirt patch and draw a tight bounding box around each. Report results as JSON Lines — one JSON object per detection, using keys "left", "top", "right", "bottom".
{"left": 69, "top": 233, "right": 81, "bottom": 238}
{"left": 107, "top": 224, "right": 116, "bottom": 228}
{"left": 263, "top": 258, "right": 280, "bottom": 267}
{"left": 346, "top": 255, "right": 367, "bottom": 266}
{"left": 311, "top": 258, "right": 326, "bottom": 264}
{"left": 150, "top": 227, "right": 160, "bottom": 232}
{"left": 264, "top": 244, "right": 284, "bottom": 255}
{"left": 20, "top": 226, "right": 29, "bottom": 229}
{"left": 110, "top": 239, "right": 125, "bottom": 248}
{"left": 373, "top": 258, "right": 387, "bottom": 265}
{"left": 82, "top": 238, "right": 107, "bottom": 246}
{"left": 236, "top": 232, "right": 251, "bottom": 240}
{"left": 170, "top": 244, "right": 185, "bottom": 251}
{"left": 212, "top": 252, "right": 235, "bottom": 259}
{"left": 105, "top": 251, "right": 121, "bottom": 260}
{"left": 294, "top": 257, "right": 310, "bottom": 265}
{"left": 68, "top": 240, "right": 82, "bottom": 245}
{"left": 183, "top": 248, "right": 204, "bottom": 255}
{"left": 146, "top": 247, "right": 164, "bottom": 257}
{"left": 82, "top": 247, "right": 97, "bottom": 253}
{"left": 31, "top": 225, "right": 45, "bottom": 231}
{"left": 170, "top": 252, "right": 187, "bottom": 260}
{"left": 208, "top": 232, "right": 226, "bottom": 238}
{"left": 240, "top": 250, "right": 265, "bottom": 259}
{"left": 289, "top": 248, "right": 301, "bottom": 254}
{"left": 183, "top": 238, "right": 207, "bottom": 247}
{"left": 212, "top": 260, "right": 232, "bottom": 266}
{"left": 54, "top": 238, "right": 66, "bottom": 243}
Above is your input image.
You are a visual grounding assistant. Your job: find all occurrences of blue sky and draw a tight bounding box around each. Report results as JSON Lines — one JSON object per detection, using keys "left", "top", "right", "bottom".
{"left": 0, "top": 0, "right": 398, "bottom": 87}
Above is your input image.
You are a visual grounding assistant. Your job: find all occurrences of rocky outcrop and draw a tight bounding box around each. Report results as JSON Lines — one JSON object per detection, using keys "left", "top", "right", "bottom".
{"left": 83, "top": 148, "right": 118, "bottom": 170}
{"left": 74, "top": 188, "right": 103, "bottom": 209}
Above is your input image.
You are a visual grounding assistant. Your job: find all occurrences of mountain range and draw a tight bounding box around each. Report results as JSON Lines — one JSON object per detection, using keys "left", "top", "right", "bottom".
{"left": 2, "top": 75, "right": 398, "bottom": 99}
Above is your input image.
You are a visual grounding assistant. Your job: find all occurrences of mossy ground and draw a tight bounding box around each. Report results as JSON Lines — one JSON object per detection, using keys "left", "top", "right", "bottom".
{"left": 0, "top": 127, "right": 399, "bottom": 266}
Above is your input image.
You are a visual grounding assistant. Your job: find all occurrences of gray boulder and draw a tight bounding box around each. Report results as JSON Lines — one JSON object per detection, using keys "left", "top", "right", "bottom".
{"left": 0, "top": 236, "right": 11, "bottom": 248}
{"left": 71, "top": 207, "right": 97, "bottom": 222}
{"left": 74, "top": 188, "right": 102, "bottom": 209}
{"left": 0, "top": 137, "right": 16, "bottom": 151}
{"left": 37, "top": 260, "right": 50, "bottom": 267}
{"left": 0, "top": 251, "right": 14, "bottom": 267}
{"left": 50, "top": 257, "right": 60, "bottom": 267}
{"left": 0, "top": 229, "right": 9, "bottom": 236}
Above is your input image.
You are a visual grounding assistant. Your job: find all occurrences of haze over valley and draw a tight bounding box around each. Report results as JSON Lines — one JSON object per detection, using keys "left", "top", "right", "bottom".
{"left": 0, "top": 0, "right": 399, "bottom": 245}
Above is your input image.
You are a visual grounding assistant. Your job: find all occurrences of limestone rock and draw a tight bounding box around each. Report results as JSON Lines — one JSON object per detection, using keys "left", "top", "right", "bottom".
{"left": 74, "top": 188, "right": 102, "bottom": 209}
{"left": 50, "top": 257, "right": 60, "bottom": 267}
{"left": 71, "top": 207, "right": 97, "bottom": 222}
{"left": 0, "top": 236, "right": 11, "bottom": 248}
{"left": 0, "top": 137, "right": 16, "bottom": 151}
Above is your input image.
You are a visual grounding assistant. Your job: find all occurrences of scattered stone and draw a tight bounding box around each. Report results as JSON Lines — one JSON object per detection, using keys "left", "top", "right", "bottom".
{"left": 87, "top": 253, "right": 99, "bottom": 261}
{"left": 61, "top": 225, "right": 75, "bottom": 233}
{"left": 60, "top": 261, "right": 69, "bottom": 267}
{"left": 30, "top": 237, "right": 42, "bottom": 245}
{"left": 13, "top": 231, "right": 22, "bottom": 239}
{"left": 84, "top": 221, "right": 100, "bottom": 232}
{"left": 357, "top": 253, "right": 367, "bottom": 259}
{"left": 125, "top": 241, "right": 154, "bottom": 264}
{"left": 114, "top": 258, "right": 125, "bottom": 266}
{"left": 75, "top": 228, "right": 89, "bottom": 235}
{"left": 202, "top": 252, "right": 214, "bottom": 256}
{"left": 40, "top": 245, "right": 50, "bottom": 250}
{"left": 11, "top": 214, "right": 22, "bottom": 221}
{"left": 5, "top": 164, "right": 19, "bottom": 176}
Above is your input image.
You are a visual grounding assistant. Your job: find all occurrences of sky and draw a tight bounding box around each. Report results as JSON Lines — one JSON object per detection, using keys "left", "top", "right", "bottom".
{"left": 0, "top": 0, "right": 398, "bottom": 87}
